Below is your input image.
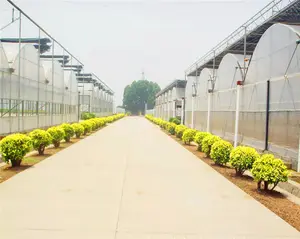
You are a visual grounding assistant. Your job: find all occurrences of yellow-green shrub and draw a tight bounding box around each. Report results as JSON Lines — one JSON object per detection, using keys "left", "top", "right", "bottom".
{"left": 167, "top": 122, "right": 177, "bottom": 135}
{"left": 87, "top": 119, "right": 97, "bottom": 131}
{"left": 202, "top": 135, "right": 221, "bottom": 157}
{"left": 182, "top": 129, "right": 197, "bottom": 145}
{"left": 175, "top": 125, "right": 188, "bottom": 139}
{"left": 72, "top": 123, "right": 84, "bottom": 138}
{"left": 47, "top": 126, "right": 65, "bottom": 148}
{"left": 211, "top": 140, "right": 233, "bottom": 165}
{"left": 194, "top": 132, "right": 211, "bottom": 151}
{"left": 80, "top": 121, "right": 92, "bottom": 135}
{"left": 0, "top": 134, "right": 32, "bottom": 167}
{"left": 29, "top": 129, "right": 52, "bottom": 155}
{"left": 251, "top": 154, "right": 290, "bottom": 191}
{"left": 229, "top": 146, "right": 260, "bottom": 176}
{"left": 60, "top": 123, "right": 75, "bottom": 142}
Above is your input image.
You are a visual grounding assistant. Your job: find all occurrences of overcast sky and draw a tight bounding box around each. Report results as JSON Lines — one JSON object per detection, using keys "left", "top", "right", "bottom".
{"left": 1, "top": 0, "right": 271, "bottom": 105}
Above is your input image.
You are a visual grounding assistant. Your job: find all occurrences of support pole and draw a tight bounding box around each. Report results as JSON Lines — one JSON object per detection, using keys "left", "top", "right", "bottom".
{"left": 167, "top": 97, "right": 170, "bottom": 120}
{"left": 51, "top": 41, "right": 55, "bottom": 125}
{"left": 173, "top": 100, "right": 176, "bottom": 118}
{"left": 298, "top": 133, "right": 300, "bottom": 172}
{"left": 234, "top": 85, "right": 241, "bottom": 147}
{"left": 234, "top": 26, "right": 247, "bottom": 147}
{"left": 207, "top": 93, "right": 211, "bottom": 132}
{"left": 17, "top": 12, "right": 22, "bottom": 132}
{"left": 191, "top": 96, "right": 194, "bottom": 129}
{"left": 37, "top": 29, "right": 41, "bottom": 128}
{"left": 207, "top": 51, "right": 216, "bottom": 133}
{"left": 264, "top": 80, "right": 270, "bottom": 151}
{"left": 181, "top": 98, "right": 184, "bottom": 125}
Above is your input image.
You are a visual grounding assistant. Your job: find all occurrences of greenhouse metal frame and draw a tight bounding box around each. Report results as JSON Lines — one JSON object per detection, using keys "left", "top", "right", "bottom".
{"left": 0, "top": 0, "right": 114, "bottom": 135}
{"left": 184, "top": 0, "right": 300, "bottom": 171}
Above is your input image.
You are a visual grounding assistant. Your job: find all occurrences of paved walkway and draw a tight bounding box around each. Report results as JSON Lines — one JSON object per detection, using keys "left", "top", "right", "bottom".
{"left": 0, "top": 117, "right": 299, "bottom": 239}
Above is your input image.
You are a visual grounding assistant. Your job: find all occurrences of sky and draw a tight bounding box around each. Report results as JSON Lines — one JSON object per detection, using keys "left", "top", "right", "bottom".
{"left": 1, "top": 0, "right": 272, "bottom": 105}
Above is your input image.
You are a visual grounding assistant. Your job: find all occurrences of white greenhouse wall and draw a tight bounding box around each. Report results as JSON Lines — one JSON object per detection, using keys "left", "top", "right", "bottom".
{"left": 186, "top": 23, "right": 300, "bottom": 170}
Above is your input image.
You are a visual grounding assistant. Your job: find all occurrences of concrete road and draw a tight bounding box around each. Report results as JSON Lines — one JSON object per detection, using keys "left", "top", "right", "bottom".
{"left": 0, "top": 117, "right": 299, "bottom": 239}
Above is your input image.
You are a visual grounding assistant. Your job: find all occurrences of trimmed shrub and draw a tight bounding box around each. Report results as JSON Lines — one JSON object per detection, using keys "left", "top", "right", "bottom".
{"left": 47, "top": 126, "right": 65, "bottom": 148}
{"left": 80, "top": 121, "right": 92, "bottom": 135}
{"left": 60, "top": 123, "right": 75, "bottom": 142}
{"left": 194, "top": 132, "right": 211, "bottom": 151}
{"left": 72, "top": 123, "right": 84, "bottom": 138}
{"left": 175, "top": 125, "right": 188, "bottom": 139}
{"left": 251, "top": 154, "right": 290, "bottom": 191}
{"left": 229, "top": 146, "right": 260, "bottom": 176}
{"left": 202, "top": 135, "right": 221, "bottom": 157}
{"left": 169, "top": 117, "right": 180, "bottom": 125}
{"left": 29, "top": 129, "right": 52, "bottom": 155}
{"left": 87, "top": 119, "right": 97, "bottom": 131}
{"left": 167, "top": 122, "right": 177, "bottom": 135}
{"left": 0, "top": 134, "right": 32, "bottom": 167}
{"left": 211, "top": 140, "right": 233, "bottom": 165}
{"left": 81, "top": 112, "right": 96, "bottom": 120}
{"left": 182, "top": 129, "right": 197, "bottom": 145}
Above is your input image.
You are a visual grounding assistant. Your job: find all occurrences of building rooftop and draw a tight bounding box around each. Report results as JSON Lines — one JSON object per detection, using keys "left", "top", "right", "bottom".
{"left": 156, "top": 79, "right": 187, "bottom": 97}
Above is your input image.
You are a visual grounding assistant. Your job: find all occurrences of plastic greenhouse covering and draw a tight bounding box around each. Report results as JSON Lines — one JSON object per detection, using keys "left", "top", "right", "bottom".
{"left": 182, "top": 23, "right": 300, "bottom": 169}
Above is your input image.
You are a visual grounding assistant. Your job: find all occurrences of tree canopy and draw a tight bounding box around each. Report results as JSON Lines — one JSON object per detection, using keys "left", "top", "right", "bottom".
{"left": 123, "top": 80, "right": 161, "bottom": 114}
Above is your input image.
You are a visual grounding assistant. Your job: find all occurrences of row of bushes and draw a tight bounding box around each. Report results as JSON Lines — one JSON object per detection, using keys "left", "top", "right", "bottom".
{"left": 145, "top": 115, "right": 290, "bottom": 192}
{"left": 0, "top": 114, "right": 125, "bottom": 167}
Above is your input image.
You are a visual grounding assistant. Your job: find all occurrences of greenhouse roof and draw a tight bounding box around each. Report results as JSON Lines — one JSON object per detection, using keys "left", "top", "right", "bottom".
{"left": 186, "top": 0, "right": 300, "bottom": 76}
{"left": 156, "top": 79, "right": 186, "bottom": 97}
{"left": 76, "top": 73, "right": 114, "bottom": 95}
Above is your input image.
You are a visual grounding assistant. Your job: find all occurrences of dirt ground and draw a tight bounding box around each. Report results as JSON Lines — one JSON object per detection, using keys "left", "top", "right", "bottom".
{"left": 168, "top": 133, "right": 300, "bottom": 231}
{"left": 0, "top": 135, "right": 87, "bottom": 184}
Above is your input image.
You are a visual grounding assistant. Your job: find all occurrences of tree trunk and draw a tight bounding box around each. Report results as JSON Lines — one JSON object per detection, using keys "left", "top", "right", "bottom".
{"left": 11, "top": 159, "right": 22, "bottom": 167}
{"left": 235, "top": 169, "right": 243, "bottom": 177}
{"left": 38, "top": 145, "right": 45, "bottom": 155}
{"left": 54, "top": 141, "right": 60, "bottom": 148}
{"left": 264, "top": 181, "right": 269, "bottom": 191}
{"left": 257, "top": 181, "right": 262, "bottom": 190}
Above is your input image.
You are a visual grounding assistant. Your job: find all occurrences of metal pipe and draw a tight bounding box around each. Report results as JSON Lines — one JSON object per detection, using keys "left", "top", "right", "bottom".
{"left": 17, "top": 12, "right": 21, "bottom": 132}
{"left": 207, "top": 93, "right": 211, "bottom": 132}
{"left": 297, "top": 132, "right": 300, "bottom": 172}
{"left": 207, "top": 51, "right": 216, "bottom": 132}
{"left": 173, "top": 100, "right": 176, "bottom": 118}
{"left": 234, "top": 85, "right": 241, "bottom": 147}
{"left": 264, "top": 80, "right": 270, "bottom": 151}
{"left": 6, "top": 0, "right": 84, "bottom": 67}
{"left": 37, "top": 29, "right": 41, "bottom": 128}
{"left": 243, "top": 26, "right": 247, "bottom": 80}
{"left": 62, "top": 49, "right": 65, "bottom": 123}
{"left": 51, "top": 42, "right": 55, "bottom": 125}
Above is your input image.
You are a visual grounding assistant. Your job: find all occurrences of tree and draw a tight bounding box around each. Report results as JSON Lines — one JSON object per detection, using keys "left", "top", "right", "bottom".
{"left": 123, "top": 80, "right": 160, "bottom": 115}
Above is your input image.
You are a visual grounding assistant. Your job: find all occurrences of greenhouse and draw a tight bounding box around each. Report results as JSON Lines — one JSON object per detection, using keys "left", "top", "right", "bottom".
{"left": 154, "top": 79, "right": 186, "bottom": 122}
{"left": 184, "top": 22, "right": 300, "bottom": 170}
{"left": 77, "top": 73, "right": 114, "bottom": 117}
{"left": 241, "top": 23, "right": 300, "bottom": 168}
{"left": 0, "top": 41, "right": 114, "bottom": 135}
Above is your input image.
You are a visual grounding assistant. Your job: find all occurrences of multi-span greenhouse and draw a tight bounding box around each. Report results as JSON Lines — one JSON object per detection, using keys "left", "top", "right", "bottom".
{"left": 0, "top": 3, "right": 114, "bottom": 136}
{"left": 155, "top": 1, "right": 300, "bottom": 171}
